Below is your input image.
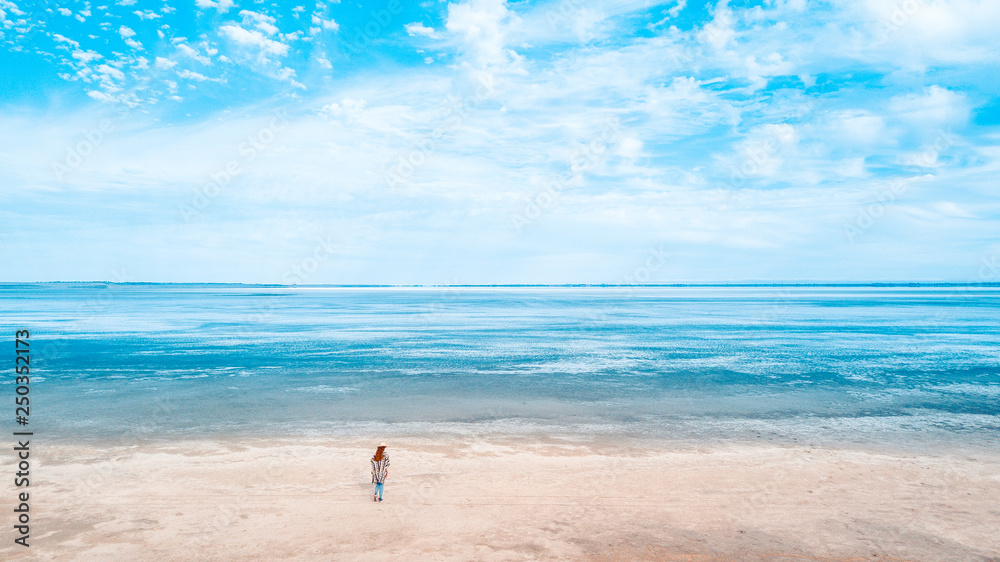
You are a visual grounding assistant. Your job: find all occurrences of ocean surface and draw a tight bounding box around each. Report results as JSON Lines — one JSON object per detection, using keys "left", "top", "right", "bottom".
{"left": 2, "top": 284, "right": 998, "bottom": 449}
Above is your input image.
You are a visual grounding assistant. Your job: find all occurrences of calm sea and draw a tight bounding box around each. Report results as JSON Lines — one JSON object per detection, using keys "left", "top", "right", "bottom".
{"left": 2, "top": 284, "right": 998, "bottom": 449}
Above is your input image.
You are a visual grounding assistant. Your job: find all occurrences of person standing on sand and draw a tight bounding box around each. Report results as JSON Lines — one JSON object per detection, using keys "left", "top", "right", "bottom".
{"left": 371, "top": 442, "right": 389, "bottom": 502}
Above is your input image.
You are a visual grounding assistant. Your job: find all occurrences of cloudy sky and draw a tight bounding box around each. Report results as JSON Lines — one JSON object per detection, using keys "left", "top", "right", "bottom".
{"left": 1, "top": 0, "right": 998, "bottom": 283}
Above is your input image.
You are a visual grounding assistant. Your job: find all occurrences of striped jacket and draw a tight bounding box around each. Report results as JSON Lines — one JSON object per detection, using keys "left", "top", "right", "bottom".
{"left": 371, "top": 455, "right": 390, "bottom": 484}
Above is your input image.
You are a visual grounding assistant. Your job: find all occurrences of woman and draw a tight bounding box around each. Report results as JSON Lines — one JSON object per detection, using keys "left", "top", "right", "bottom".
{"left": 371, "top": 442, "right": 389, "bottom": 502}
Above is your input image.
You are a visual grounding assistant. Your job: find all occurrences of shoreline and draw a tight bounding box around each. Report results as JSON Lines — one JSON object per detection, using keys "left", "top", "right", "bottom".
{"left": 35, "top": 418, "right": 1000, "bottom": 459}
{"left": 3, "top": 437, "right": 998, "bottom": 560}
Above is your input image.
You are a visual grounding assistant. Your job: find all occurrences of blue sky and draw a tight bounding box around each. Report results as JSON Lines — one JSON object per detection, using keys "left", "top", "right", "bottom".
{"left": 1, "top": 0, "right": 998, "bottom": 283}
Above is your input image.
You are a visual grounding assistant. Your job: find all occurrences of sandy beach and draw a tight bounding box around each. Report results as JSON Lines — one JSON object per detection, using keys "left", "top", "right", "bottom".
{"left": 2, "top": 437, "right": 998, "bottom": 561}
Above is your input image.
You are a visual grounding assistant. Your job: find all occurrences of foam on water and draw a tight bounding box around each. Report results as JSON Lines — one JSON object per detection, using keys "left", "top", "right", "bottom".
{"left": 1, "top": 284, "right": 998, "bottom": 450}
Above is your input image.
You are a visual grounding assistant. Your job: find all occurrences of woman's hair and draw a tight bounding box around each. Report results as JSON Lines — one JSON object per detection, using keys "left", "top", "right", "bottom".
{"left": 374, "top": 445, "right": 386, "bottom": 461}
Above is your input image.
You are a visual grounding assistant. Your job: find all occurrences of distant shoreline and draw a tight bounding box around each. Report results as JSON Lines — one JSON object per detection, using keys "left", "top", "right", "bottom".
{"left": 3, "top": 282, "right": 1000, "bottom": 288}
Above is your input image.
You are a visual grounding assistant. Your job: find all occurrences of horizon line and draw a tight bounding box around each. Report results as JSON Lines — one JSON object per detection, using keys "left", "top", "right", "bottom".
{"left": 2, "top": 282, "right": 999, "bottom": 288}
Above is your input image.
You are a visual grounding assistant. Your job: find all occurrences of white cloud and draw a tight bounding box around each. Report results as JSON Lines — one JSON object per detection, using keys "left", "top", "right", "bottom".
{"left": 319, "top": 98, "right": 365, "bottom": 119}
{"left": 134, "top": 10, "right": 160, "bottom": 20}
{"left": 900, "top": 150, "right": 941, "bottom": 169}
{"left": 220, "top": 24, "right": 290, "bottom": 58}
{"left": 176, "top": 43, "right": 211, "bottom": 64}
{"left": 310, "top": 14, "right": 338, "bottom": 32}
{"left": 240, "top": 10, "right": 279, "bottom": 35}
{"left": 742, "top": 52, "right": 794, "bottom": 91}
{"left": 445, "top": 0, "right": 522, "bottom": 71}
{"left": 57, "top": 7, "right": 72, "bottom": 16}
{"left": 698, "top": 0, "right": 735, "bottom": 51}
{"left": 194, "top": 0, "right": 234, "bottom": 12}
{"left": 96, "top": 64, "right": 125, "bottom": 80}
{"left": 668, "top": 0, "right": 687, "bottom": 18}
{"left": 72, "top": 50, "right": 103, "bottom": 64}
{"left": 177, "top": 69, "right": 210, "bottom": 81}
{"left": 117, "top": 25, "right": 142, "bottom": 49}
{"left": 567, "top": 8, "right": 609, "bottom": 42}
{"left": 889, "top": 86, "right": 969, "bottom": 127}
{"left": 864, "top": 0, "right": 1000, "bottom": 65}
{"left": 826, "top": 111, "right": 887, "bottom": 146}
{"left": 86, "top": 90, "right": 116, "bottom": 101}
{"left": 52, "top": 34, "right": 81, "bottom": 49}
{"left": 721, "top": 122, "right": 800, "bottom": 180}
{"left": 7, "top": 0, "right": 1000, "bottom": 283}
{"left": 405, "top": 23, "right": 439, "bottom": 39}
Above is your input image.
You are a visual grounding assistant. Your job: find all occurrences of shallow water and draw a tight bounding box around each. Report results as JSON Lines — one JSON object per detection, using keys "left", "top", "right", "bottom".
{"left": 2, "top": 284, "right": 998, "bottom": 449}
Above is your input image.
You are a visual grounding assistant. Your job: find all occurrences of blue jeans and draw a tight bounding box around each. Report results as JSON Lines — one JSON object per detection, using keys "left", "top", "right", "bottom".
{"left": 374, "top": 482, "right": 384, "bottom": 500}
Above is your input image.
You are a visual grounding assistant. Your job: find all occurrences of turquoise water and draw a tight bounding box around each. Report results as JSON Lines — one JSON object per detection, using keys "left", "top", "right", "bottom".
{"left": 2, "top": 284, "right": 998, "bottom": 448}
